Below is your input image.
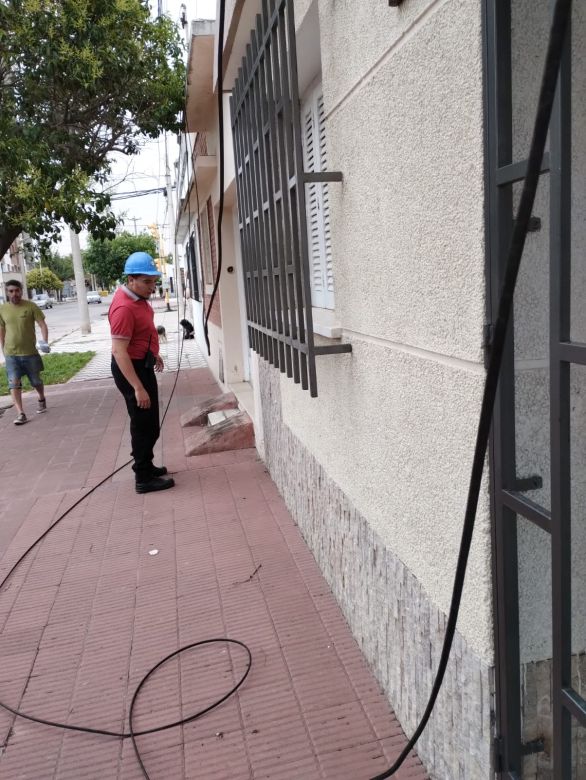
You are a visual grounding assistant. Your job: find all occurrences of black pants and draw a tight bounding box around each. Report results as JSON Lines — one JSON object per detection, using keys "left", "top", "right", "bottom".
{"left": 111, "top": 357, "right": 160, "bottom": 483}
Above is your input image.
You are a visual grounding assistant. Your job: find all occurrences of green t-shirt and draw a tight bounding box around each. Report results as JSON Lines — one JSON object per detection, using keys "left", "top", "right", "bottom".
{"left": 0, "top": 300, "right": 45, "bottom": 356}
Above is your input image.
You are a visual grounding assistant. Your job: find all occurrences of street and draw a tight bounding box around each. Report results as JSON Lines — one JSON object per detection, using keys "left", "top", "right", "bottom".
{"left": 43, "top": 297, "right": 112, "bottom": 344}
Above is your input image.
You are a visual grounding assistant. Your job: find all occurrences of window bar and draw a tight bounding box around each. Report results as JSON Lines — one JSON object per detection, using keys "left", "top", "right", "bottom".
{"left": 262, "top": 0, "right": 289, "bottom": 373}
{"left": 231, "top": 0, "right": 284, "bottom": 119}
{"left": 558, "top": 341, "right": 586, "bottom": 365}
{"left": 257, "top": 1, "right": 280, "bottom": 370}
{"left": 249, "top": 25, "right": 273, "bottom": 366}
{"left": 277, "top": 0, "right": 306, "bottom": 388}
{"left": 495, "top": 153, "right": 550, "bottom": 186}
{"left": 550, "top": 13, "right": 572, "bottom": 778}
{"left": 231, "top": 79, "right": 256, "bottom": 352}
{"left": 486, "top": 0, "right": 523, "bottom": 772}
{"left": 236, "top": 72, "right": 261, "bottom": 356}
{"left": 284, "top": 0, "right": 319, "bottom": 394}
{"left": 258, "top": 8, "right": 283, "bottom": 369}
{"left": 254, "top": 13, "right": 279, "bottom": 368}
{"left": 243, "top": 40, "right": 268, "bottom": 361}
{"left": 249, "top": 24, "right": 272, "bottom": 366}
{"left": 269, "top": 0, "right": 297, "bottom": 381}
{"left": 242, "top": 54, "right": 266, "bottom": 360}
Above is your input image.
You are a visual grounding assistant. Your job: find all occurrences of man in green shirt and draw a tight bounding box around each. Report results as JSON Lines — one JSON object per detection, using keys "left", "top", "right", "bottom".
{"left": 0, "top": 279, "right": 50, "bottom": 425}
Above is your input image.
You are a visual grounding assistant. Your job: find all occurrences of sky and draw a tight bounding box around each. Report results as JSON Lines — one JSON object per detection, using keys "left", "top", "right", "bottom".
{"left": 57, "top": 0, "right": 216, "bottom": 257}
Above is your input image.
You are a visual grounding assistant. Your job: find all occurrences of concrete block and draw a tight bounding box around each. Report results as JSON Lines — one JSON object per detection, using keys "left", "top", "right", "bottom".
{"left": 180, "top": 391, "right": 238, "bottom": 428}
{"left": 184, "top": 410, "right": 254, "bottom": 455}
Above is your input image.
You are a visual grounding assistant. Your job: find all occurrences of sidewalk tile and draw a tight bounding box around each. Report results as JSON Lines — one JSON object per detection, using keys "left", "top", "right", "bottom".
{"left": 0, "top": 365, "right": 429, "bottom": 780}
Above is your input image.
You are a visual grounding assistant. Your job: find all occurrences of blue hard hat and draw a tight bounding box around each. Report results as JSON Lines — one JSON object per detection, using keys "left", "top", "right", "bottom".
{"left": 124, "top": 252, "right": 161, "bottom": 276}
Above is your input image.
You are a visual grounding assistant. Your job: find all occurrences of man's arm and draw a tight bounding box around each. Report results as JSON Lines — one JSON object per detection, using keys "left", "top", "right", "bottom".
{"left": 111, "top": 338, "right": 152, "bottom": 409}
{"left": 38, "top": 319, "right": 48, "bottom": 342}
{"left": 0, "top": 325, "right": 5, "bottom": 354}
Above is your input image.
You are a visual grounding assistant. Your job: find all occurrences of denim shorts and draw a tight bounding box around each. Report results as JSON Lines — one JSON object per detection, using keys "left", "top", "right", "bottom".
{"left": 5, "top": 354, "right": 45, "bottom": 389}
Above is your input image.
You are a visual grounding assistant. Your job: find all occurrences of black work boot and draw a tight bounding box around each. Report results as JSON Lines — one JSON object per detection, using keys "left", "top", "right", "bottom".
{"left": 150, "top": 465, "right": 168, "bottom": 477}
{"left": 136, "top": 476, "right": 175, "bottom": 494}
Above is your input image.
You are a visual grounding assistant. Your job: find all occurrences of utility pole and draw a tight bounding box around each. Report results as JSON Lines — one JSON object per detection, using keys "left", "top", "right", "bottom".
{"left": 165, "top": 132, "right": 184, "bottom": 305}
{"left": 69, "top": 229, "right": 91, "bottom": 335}
{"left": 130, "top": 216, "right": 139, "bottom": 235}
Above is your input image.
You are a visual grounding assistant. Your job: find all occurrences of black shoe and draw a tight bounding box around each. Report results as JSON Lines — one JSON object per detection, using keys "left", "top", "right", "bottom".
{"left": 151, "top": 465, "right": 168, "bottom": 477}
{"left": 136, "top": 476, "right": 175, "bottom": 494}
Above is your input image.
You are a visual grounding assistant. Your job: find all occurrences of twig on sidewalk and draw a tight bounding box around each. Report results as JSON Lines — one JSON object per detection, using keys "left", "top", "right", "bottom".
{"left": 232, "top": 563, "right": 262, "bottom": 585}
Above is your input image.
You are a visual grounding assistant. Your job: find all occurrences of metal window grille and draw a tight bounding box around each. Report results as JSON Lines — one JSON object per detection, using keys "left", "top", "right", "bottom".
{"left": 486, "top": 1, "right": 584, "bottom": 777}
{"left": 230, "top": 0, "right": 350, "bottom": 397}
{"left": 188, "top": 232, "right": 200, "bottom": 301}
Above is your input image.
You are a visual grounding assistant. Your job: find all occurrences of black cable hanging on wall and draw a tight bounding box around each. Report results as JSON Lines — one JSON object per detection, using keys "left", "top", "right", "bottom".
{"left": 202, "top": 0, "right": 227, "bottom": 355}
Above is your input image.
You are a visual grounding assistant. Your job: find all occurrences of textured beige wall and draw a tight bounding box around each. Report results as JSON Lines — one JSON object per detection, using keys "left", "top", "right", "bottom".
{"left": 282, "top": 0, "right": 491, "bottom": 660}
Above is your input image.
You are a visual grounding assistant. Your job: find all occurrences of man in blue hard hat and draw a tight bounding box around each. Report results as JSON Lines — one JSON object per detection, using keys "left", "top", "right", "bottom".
{"left": 109, "top": 252, "right": 174, "bottom": 493}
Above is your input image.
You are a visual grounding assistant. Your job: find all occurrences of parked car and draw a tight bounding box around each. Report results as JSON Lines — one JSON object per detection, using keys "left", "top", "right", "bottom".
{"left": 32, "top": 294, "right": 53, "bottom": 309}
{"left": 86, "top": 291, "right": 102, "bottom": 304}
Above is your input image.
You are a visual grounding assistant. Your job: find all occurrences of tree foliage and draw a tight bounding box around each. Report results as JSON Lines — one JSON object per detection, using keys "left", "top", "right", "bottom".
{"left": 27, "top": 267, "right": 63, "bottom": 293}
{"left": 40, "top": 250, "right": 74, "bottom": 281}
{"left": 0, "top": 0, "right": 185, "bottom": 257}
{"left": 83, "top": 231, "right": 157, "bottom": 286}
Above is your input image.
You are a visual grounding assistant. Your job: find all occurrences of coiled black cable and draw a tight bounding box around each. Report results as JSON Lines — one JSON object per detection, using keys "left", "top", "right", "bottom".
{"left": 371, "top": 0, "right": 571, "bottom": 776}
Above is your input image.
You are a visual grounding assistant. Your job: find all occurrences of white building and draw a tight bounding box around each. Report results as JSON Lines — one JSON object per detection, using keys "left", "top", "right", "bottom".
{"left": 0, "top": 234, "right": 30, "bottom": 301}
{"left": 175, "top": 2, "right": 585, "bottom": 777}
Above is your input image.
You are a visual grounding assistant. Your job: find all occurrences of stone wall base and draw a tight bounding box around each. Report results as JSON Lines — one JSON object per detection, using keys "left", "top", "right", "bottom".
{"left": 260, "top": 363, "right": 494, "bottom": 779}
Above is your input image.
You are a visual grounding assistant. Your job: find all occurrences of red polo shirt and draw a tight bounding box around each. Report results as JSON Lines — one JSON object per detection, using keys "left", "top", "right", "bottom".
{"left": 109, "top": 286, "right": 159, "bottom": 360}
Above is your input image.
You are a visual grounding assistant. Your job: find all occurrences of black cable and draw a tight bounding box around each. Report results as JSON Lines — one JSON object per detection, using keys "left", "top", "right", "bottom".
{"left": 370, "top": 0, "right": 571, "bottom": 776}
{"left": 193, "top": 155, "right": 207, "bottom": 346}
{"left": 182, "top": 111, "right": 202, "bottom": 328}
{"left": 202, "top": 0, "right": 226, "bottom": 356}
{"left": 0, "top": 287, "right": 252, "bottom": 779}
{"left": 182, "top": 107, "right": 206, "bottom": 337}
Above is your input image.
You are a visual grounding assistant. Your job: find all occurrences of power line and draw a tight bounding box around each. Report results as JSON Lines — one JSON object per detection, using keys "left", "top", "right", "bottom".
{"left": 109, "top": 186, "right": 174, "bottom": 201}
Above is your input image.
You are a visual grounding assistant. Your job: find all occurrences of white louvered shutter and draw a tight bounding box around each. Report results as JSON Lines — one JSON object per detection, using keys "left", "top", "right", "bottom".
{"left": 303, "top": 100, "right": 326, "bottom": 308}
{"left": 316, "top": 93, "right": 334, "bottom": 309}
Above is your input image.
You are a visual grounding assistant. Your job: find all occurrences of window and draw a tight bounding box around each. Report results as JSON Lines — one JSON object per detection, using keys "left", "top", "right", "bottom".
{"left": 200, "top": 203, "right": 213, "bottom": 286}
{"left": 187, "top": 231, "right": 200, "bottom": 301}
{"left": 230, "top": 0, "right": 350, "bottom": 397}
{"left": 302, "top": 83, "right": 334, "bottom": 310}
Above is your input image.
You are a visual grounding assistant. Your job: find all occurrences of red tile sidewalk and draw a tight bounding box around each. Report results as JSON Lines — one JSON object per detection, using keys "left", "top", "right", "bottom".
{"left": 0, "top": 368, "right": 428, "bottom": 780}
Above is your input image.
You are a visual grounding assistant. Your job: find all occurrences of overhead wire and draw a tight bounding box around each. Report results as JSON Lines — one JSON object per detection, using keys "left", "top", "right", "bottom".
{"left": 110, "top": 187, "right": 169, "bottom": 200}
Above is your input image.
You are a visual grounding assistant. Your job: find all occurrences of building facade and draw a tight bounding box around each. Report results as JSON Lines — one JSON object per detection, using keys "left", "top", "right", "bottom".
{"left": 175, "top": 2, "right": 586, "bottom": 777}
{"left": 0, "top": 234, "right": 31, "bottom": 301}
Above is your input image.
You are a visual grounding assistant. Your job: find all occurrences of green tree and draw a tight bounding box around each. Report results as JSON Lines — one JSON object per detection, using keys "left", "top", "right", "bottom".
{"left": 40, "top": 250, "right": 74, "bottom": 281}
{"left": 27, "top": 268, "right": 63, "bottom": 294}
{"left": 0, "top": 1, "right": 185, "bottom": 257}
{"left": 83, "top": 231, "right": 157, "bottom": 287}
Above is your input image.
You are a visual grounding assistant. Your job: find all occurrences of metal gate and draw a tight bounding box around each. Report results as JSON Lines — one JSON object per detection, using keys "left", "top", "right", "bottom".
{"left": 486, "top": 0, "right": 586, "bottom": 777}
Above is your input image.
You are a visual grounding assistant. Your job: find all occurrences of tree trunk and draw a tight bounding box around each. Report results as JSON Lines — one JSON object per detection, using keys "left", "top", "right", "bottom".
{"left": 0, "top": 225, "right": 22, "bottom": 259}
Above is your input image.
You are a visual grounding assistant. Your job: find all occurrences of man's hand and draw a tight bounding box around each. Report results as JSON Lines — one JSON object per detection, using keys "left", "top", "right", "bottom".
{"left": 155, "top": 355, "right": 164, "bottom": 373}
{"left": 135, "top": 386, "right": 151, "bottom": 409}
